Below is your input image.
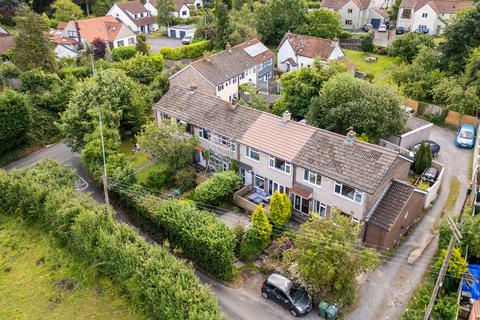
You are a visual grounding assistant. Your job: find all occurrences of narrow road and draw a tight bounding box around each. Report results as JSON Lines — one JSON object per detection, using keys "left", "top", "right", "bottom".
{"left": 3, "top": 141, "right": 317, "bottom": 320}
{"left": 347, "top": 126, "right": 472, "bottom": 320}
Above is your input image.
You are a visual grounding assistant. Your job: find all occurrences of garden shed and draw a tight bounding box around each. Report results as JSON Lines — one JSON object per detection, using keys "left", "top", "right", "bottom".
{"left": 167, "top": 24, "right": 196, "bottom": 39}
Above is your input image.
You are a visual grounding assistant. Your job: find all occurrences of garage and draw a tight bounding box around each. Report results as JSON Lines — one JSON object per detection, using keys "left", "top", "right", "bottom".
{"left": 371, "top": 18, "right": 381, "bottom": 28}
{"left": 167, "top": 24, "right": 196, "bottom": 39}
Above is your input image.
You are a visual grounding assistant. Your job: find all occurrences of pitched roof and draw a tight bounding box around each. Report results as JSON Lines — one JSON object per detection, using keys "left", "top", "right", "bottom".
{"left": 70, "top": 16, "right": 126, "bottom": 43}
{"left": 0, "top": 34, "right": 14, "bottom": 55}
{"left": 371, "top": 7, "right": 390, "bottom": 17}
{"left": 293, "top": 130, "right": 398, "bottom": 194}
{"left": 235, "top": 38, "right": 274, "bottom": 64}
{"left": 173, "top": 0, "right": 189, "bottom": 10}
{"left": 278, "top": 33, "right": 338, "bottom": 60}
{"left": 399, "top": 0, "right": 472, "bottom": 13}
{"left": 239, "top": 113, "right": 317, "bottom": 162}
{"left": 48, "top": 29, "right": 77, "bottom": 45}
{"left": 57, "top": 21, "right": 68, "bottom": 30}
{"left": 366, "top": 180, "right": 414, "bottom": 231}
{"left": 116, "top": 1, "right": 148, "bottom": 13}
{"left": 179, "top": 39, "right": 272, "bottom": 86}
{"left": 154, "top": 85, "right": 262, "bottom": 139}
{"left": 321, "top": 0, "right": 371, "bottom": 9}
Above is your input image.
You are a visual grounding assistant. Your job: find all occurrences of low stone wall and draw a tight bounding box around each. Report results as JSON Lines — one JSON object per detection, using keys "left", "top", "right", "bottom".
{"left": 423, "top": 160, "right": 444, "bottom": 208}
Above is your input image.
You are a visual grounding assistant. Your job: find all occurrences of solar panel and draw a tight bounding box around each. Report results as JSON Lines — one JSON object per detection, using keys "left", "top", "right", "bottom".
{"left": 243, "top": 42, "right": 268, "bottom": 57}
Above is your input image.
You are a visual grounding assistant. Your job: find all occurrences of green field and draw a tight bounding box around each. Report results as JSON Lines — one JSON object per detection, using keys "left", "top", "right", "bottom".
{"left": 343, "top": 49, "right": 399, "bottom": 82}
{"left": 0, "top": 214, "right": 145, "bottom": 320}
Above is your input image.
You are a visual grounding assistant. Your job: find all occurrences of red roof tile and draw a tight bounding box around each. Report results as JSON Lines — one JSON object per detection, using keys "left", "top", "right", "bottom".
{"left": 279, "top": 33, "right": 338, "bottom": 60}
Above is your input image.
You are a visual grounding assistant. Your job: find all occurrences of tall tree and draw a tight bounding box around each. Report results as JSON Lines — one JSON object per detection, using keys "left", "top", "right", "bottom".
{"left": 250, "top": 204, "right": 272, "bottom": 244}
{"left": 137, "top": 120, "right": 198, "bottom": 172}
{"left": 156, "top": 0, "right": 175, "bottom": 28}
{"left": 254, "top": 0, "right": 307, "bottom": 45}
{"left": 307, "top": 73, "right": 405, "bottom": 142}
{"left": 413, "top": 143, "right": 432, "bottom": 174}
{"left": 0, "top": 0, "right": 21, "bottom": 25}
{"left": 297, "top": 9, "right": 342, "bottom": 39}
{"left": 52, "top": 0, "right": 83, "bottom": 21}
{"left": 91, "top": 0, "right": 115, "bottom": 15}
{"left": 441, "top": 4, "right": 480, "bottom": 73}
{"left": 32, "top": 0, "right": 54, "bottom": 14}
{"left": 465, "top": 47, "right": 480, "bottom": 95}
{"left": 0, "top": 88, "right": 31, "bottom": 153}
{"left": 12, "top": 7, "right": 57, "bottom": 72}
{"left": 388, "top": 32, "right": 435, "bottom": 62}
{"left": 283, "top": 211, "right": 378, "bottom": 306}
{"left": 214, "top": 0, "right": 230, "bottom": 49}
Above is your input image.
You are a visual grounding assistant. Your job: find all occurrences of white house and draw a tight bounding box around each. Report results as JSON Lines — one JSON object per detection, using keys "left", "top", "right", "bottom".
{"left": 277, "top": 32, "right": 345, "bottom": 73}
{"left": 144, "top": 0, "right": 158, "bottom": 16}
{"left": 321, "top": 0, "right": 392, "bottom": 29}
{"left": 107, "top": 1, "right": 158, "bottom": 34}
{"left": 167, "top": 24, "right": 196, "bottom": 38}
{"left": 397, "top": 0, "right": 472, "bottom": 35}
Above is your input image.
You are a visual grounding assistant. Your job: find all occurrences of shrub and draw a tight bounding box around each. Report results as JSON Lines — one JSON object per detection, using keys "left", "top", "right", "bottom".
{"left": 174, "top": 166, "right": 196, "bottom": 191}
{"left": 0, "top": 61, "right": 20, "bottom": 79}
{"left": 193, "top": 170, "right": 241, "bottom": 205}
{"left": 269, "top": 192, "right": 292, "bottom": 229}
{"left": 160, "top": 40, "right": 210, "bottom": 60}
{"left": 0, "top": 161, "right": 223, "bottom": 320}
{"left": 112, "top": 46, "right": 137, "bottom": 61}
{"left": 121, "top": 53, "right": 164, "bottom": 84}
{"left": 413, "top": 143, "right": 432, "bottom": 174}
{"left": 59, "top": 65, "right": 92, "bottom": 79}
{"left": 145, "top": 162, "right": 172, "bottom": 191}
{"left": 239, "top": 228, "right": 264, "bottom": 261}
{"left": 0, "top": 88, "right": 31, "bottom": 153}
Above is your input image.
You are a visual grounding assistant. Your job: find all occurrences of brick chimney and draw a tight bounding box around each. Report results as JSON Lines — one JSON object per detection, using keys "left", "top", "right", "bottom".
{"left": 282, "top": 110, "right": 291, "bottom": 122}
{"left": 226, "top": 42, "right": 231, "bottom": 52}
{"left": 345, "top": 128, "right": 356, "bottom": 144}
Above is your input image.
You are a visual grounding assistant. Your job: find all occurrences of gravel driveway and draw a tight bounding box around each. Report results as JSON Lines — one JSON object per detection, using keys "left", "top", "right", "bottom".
{"left": 147, "top": 37, "right": 182, "bottom": 53}
{"left": 347, "top": 125, "right": 472, "bottom": 320}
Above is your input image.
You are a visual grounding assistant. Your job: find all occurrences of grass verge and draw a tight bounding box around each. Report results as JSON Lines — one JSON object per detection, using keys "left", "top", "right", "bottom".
{"left": 444, "top": 177, "right": 460, "bottom": 215}
{"left": 0, "top": 214, "right": 144, "bottom": 320}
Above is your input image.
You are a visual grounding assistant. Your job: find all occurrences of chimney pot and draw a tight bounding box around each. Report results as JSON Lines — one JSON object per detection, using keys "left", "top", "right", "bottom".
{"left": 189, "top": 85, "right": 197, "bottom": 93}
{"left": 282, "top": 110, "right": 291, "bottom": 122}
{"left": 345, "top": 129, "right": 356, "bottom": 144}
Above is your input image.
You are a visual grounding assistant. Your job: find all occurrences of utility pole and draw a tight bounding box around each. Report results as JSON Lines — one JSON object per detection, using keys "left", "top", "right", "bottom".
{"left": 91, "top": 55, "right": 110, "bottom": 206}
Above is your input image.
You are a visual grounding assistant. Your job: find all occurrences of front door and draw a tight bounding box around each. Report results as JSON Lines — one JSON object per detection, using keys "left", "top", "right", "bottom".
{"left": 294, "top": 194, "right": 309, "bottom": 214}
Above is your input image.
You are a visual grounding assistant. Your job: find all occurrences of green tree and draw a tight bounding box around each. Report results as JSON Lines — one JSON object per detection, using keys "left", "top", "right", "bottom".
{"left": 137, "top": 120, "right": 198, "bottom": 172}
{"left": 121, "top": 53, "right": 164, "bottom": 85}
{"left": 269, "top": 191, "right": 292, "bottom": 229}
{"left": 432, "top": 77, "right": 479, "bottom": 115}
{"left": 413, "top": 143, "right": 432, "bottom": 174}
{"left": 228, "top": 4, "right": 258, "bottom": 45}
{"left": 250, "top": 204, "right": 272, "bottom": 243}
{"left": 441, "top": 5, "right": 480, "bottom": 73}
{"left": 136, "top": 34, "right": 150, "bottom": 55}
{"left": 284, "top": 211, "right": 378, "bottom": 306}
{"left": 297, "top": 9, "right": 342, "bottom": 39}
{"left": 51, "top": 0, "right": 84, "bottom": 21}
{"left": 156, "top": 0, "right": 175, "bottom": 28}
{"left": 307, "top": 73, "right": 405, "bottom": 142}
{"left": 254, "top": 0, "right": 307, "bottom": 45}
{"left": 91, "top": 0, "right": 116, "bottom": 15}
{"left": 388, "top": 32, "right": 435, "bottom": 62}
{"left": 461, "top": 209, "right": 480, "bottom": 258}
{"left": 465, "top": 47, "right": 480, "bottom": 95}
{"left": 434, "top": 248, "right": 467, "bottom": 279}
{"left": 12, "top": 7, "right": 57, "bottom": 72}
{"left": 0, "top": 88, "right": 31, "bottom": 153}
{"left": 91, "top": 37, "right": 107, "bottom": 59}
{"left": 214, "top": 0, "right": 231, "bottom": 49}
{"left": 150, "top": 71, "right": 170, "bottom": 101}
{"left": 360, "top": 33, "right": 374, "bottom": 53}
{"left": 275, "top": 60, "right": 346, "bottom": 119}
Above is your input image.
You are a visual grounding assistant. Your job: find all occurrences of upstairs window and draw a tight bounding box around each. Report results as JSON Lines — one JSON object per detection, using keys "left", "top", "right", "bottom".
{"left": 199, "top": 128, "right": 210, "bottom": 140}
{"left": 402, "top": 8, "right": 412, "bottom": 19}
{"left": 422, "top": 12, "right": 428, "bottom": 17}
{"left": 217, "top": 84, "right": 224, "bottom": 91}
{"left": 347, "top": 8, "right": 353, "bottom": 13}
{"left": 334, "top": 182, "right": 363, "bottom": 204}
{"left": 68, "top": 30, "right": 76, "bottom": 38}
{"left": 345, "top": 20, "right": 353, "bottom": 25}
{"left": 117, "top": 40, "right": 125, "bottom": 47}
{"left": 246, "top": 146, "right": 260, "bottom": 161}
{"left": 303, "top": 169, "right": 322, "bottom": 186}
{"left": 269, "top": 156, "right": 291, "bottom": 174}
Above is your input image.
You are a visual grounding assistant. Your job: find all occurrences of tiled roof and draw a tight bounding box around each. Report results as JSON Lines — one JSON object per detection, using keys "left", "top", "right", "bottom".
{"left": 366, "top": 180, "right": 414, "bottom": 231}
{"left": 278, "top": 33, "right": 337, "bottom": 60}
{"left": 239, "top": 113, "right": 317, "bottom": 162}
{"left": 173, "top": 0, "right": 189, "bottom": 10}
{"left": 179, "top": 39, "right": 272, "bottom": 86}
{"left": 291, "top": 183, "right": 313, "bottom": 199}
{"left": 116, "top": 1, "right": 148, "bottom": 14}
{"left": 321, "top": 0, "right": 371, "bottom": 9}
{"left": 235, "top": 38, "right": 274, "bottom": 65}
{"left": 154, "top": 85, "right": 262, "bottom": 139}
{"left": 399, "top": 0, "right": 472, "bottom": 12}
{"left": 371, "top": 7, "right": 390, "bottom": 17}
{"left": 293, "top": 130, "right": 398, "bottom": 194}
{"left": 0, "top": 34, "right": 14, "bottom": 55}
{"left": 48, "top": 29, "right": 77, "bottom": 45}
{"left": 71, "top": 16, "right": 125, "bottom": 43}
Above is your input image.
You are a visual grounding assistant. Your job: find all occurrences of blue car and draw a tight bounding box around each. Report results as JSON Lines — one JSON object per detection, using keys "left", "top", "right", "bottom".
{"left": 414, "top": 27, "right": 429, "bottom": 34}
{"left": 455, "top": 124, "right": 476, "bottom": 149}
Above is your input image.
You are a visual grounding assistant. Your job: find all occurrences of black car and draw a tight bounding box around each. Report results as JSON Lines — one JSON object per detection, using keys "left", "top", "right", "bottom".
{"left": 423, "top": 167, "right": 438, "bottom": 181}
{"left": 261, "top": 273, "right": 313, "bottom": 317}
{"left": 408, "top": 140, "right": 441, "bottom": 158}
{"left": 396, "top": 26, "right": 405, "bottom": 34}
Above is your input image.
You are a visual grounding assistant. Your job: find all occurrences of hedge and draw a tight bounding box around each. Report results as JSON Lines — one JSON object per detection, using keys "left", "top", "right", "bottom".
{"left": 59, "top": 65, "right": 92, "bottom": 79}
{"left": 112, "top": 46, "right": 137, "bottom": 61}
{"left": 193, "top": 170, "right": 241, "bottom": 206}
{"left": 160, "top": 40, "right": 210, "bottom": 60}
{"left": 113, "top": 187, "right": 236, "bottom": 280}
{"left": 0, "top": 160, "right": 223, "bottom": 320}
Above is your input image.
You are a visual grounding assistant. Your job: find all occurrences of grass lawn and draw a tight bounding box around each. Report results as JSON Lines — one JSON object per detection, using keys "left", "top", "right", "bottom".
{"left": 119, "top": 140, "right": 151, "bottom": 170}
{"left": 343, "top": 49, "right": 399, "bottom": 83}
{"left": 135, "top": 161, "right": 163, "bottom": 184}
{"left": 0, "top": 214, "right": 144, "bottom": 320}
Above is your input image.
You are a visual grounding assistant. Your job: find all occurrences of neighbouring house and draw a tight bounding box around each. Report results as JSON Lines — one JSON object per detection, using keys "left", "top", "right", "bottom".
{"left": 277, "top": 32, "right": 345, "bottom": 73}
{"left": 167, "top": 24, "right": 196, "bottom": 38}
{"left": 48, "top": 29, "right": 78, "bottom": 58}
{"left": 169, "top": 38, "right": 274, "bottom": 102}
{"left": 60, "top": 16, "right": 137, "bottom": 50}
{"left": 321, "top": 0, "right": 391, "bottom": 29}
{"left": 0, "top": 28, "right": 14, "bottom": 56}
{"left": 155, "top": 85, "right": 427, "bottom": 249}
{"left": 145, "top": 0, "right": 203, "bottom": 18}
{"left": 107, "top": 1, "right": 158, "bottom": 34}
{"left": 397, "top": 0, "right": 473, "bottom": 35}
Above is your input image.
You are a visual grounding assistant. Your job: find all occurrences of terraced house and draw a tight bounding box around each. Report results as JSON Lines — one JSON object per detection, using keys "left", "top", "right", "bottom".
{"left": 155, "top": 85, "right": 427, "bottom": 249}
{"left": 169, "top": 39, "right": 274, "bottom": 102}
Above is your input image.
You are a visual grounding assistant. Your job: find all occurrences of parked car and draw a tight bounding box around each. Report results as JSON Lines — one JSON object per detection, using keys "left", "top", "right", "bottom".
{"left": 408, "top": 140, "right": 441, "bottom": 158}
{"left": 182, "top": 34, "right": 194, "bottom": 45}
{"left": 396, "top": 26, "right": 405, "bottom": 34}
{"left": 423, "top": 167, "right": 438, "bottom": 181}
{"left": 414, "top": 27, "right": 429, "bottom": 34}
{"left": 362, "top": 24, "right": 373, "bottom": 32}
{"left": 455, "top": 124, "right": 476, "bottom": 149}
{"left": 378, "top": 24, "right": 388, "bottom": 32}
{"left": 261, "top": 273, "right": 313, "bottom": 317}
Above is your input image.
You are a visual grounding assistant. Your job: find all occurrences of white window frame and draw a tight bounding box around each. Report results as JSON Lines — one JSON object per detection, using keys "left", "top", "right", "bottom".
{"left": 304, "top": 168, "right": 321, "bottom": 187}
{"left": 254, "top": 174, "right": 265, "bottom": 190}
{"left": 117, "top": 40, "right": 125, "bottom": 47}
{"left": 293, "top": 194, "right": 309, "bottom": 214}
{"left": 313, "top": 200, "right": 327, "bottom": 217}
{"left": 268, "top": 156, "right": 291, "bottom": 175}
{"left": 245, "top": 146, "right": 260, "bottom": 161}
{"left": 334, "top": 182, "right": 364, "bottom": 204}
{"left": 421, "top": 12, "right": 428, "bottom": 17}
{"left": 198, "top": 128, "right": 210, "bottom": 140}
{"left": 217, "top": 84, "right": 224, "bottom": 92}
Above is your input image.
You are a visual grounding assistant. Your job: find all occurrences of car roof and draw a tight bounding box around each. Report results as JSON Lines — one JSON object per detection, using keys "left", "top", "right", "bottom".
{"left": 267, "top": 273, "right": 293, "bottom": 293}
{"left": 460, "top": 124, "right": 475, "bottom": 131}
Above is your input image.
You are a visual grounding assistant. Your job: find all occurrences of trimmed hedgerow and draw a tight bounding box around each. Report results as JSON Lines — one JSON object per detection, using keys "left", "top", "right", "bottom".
{"left": 160, "top": 40, "right": 210, "bottom": 60}
{"left": 193, "top": 170, "right": 241, "bottom": 206}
